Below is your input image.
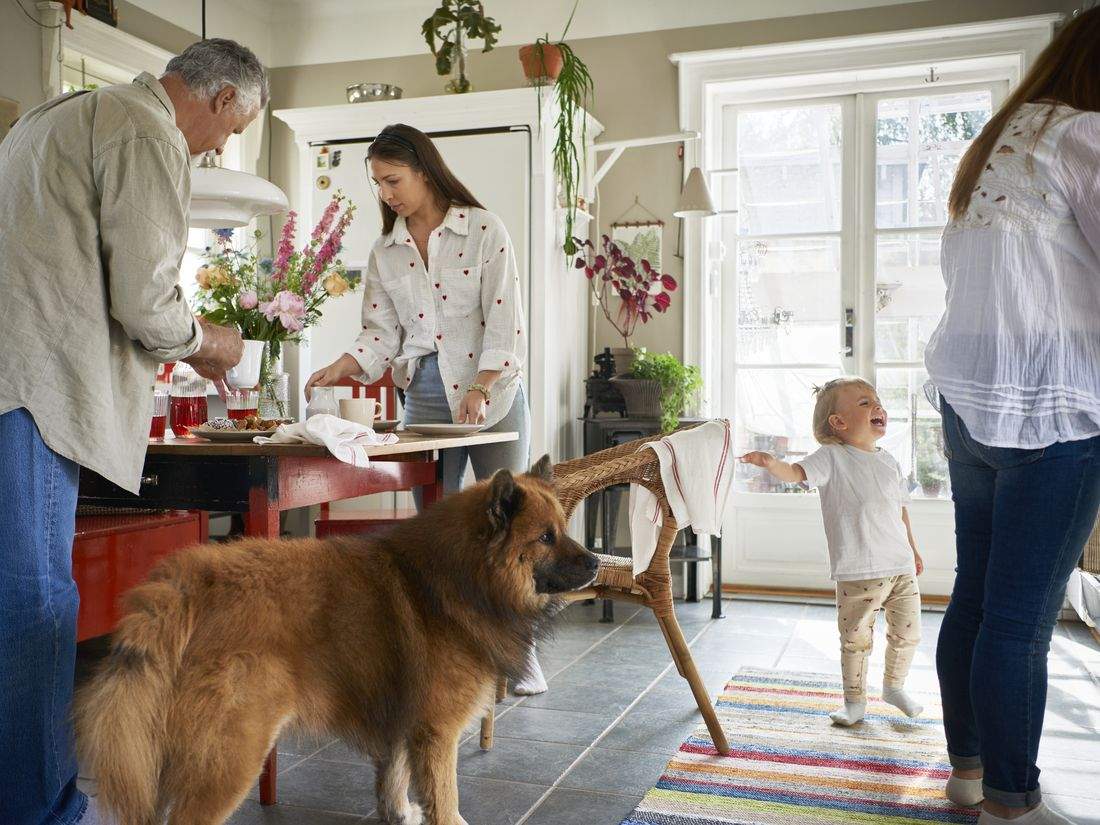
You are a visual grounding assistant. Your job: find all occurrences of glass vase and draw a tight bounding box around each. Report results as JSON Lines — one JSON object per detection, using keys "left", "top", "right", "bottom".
{"left": 257, "top": 341, "right": 289, "bottom": 420}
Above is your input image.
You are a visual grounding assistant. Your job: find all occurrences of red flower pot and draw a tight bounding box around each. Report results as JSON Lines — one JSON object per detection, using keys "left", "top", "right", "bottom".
{"left": 519, "top": 43, "right": 564, "bottom": 82}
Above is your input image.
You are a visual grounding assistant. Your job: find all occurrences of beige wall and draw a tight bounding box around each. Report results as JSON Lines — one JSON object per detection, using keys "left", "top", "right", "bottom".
{"left": 268, "top": 0, "right": 1073, "bottom": 366}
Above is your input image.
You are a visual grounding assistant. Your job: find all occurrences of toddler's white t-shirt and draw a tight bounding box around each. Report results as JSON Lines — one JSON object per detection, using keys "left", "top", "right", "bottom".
{"left": 797, "top": 444, "right": 915, "bottom": 581}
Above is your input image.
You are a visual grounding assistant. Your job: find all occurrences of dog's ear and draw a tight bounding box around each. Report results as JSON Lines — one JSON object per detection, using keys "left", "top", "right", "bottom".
{"left": 488, "top": 468, "right": 523, "bottom": 532}
{"left": 529, "top": 454, "right": 553, "bottom": 484}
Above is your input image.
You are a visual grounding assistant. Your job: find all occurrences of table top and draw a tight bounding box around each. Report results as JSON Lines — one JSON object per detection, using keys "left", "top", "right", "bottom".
{"left": 144, "top": 430, "right": 517, "bottom": 458}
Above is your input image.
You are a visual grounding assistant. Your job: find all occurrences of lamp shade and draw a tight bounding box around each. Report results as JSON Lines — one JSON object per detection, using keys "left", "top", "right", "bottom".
{"left": 189, "top": 154, "right": 289, "bottom": 229}
{"left": 674, "top": 166, "right": 715, "bottom": 218}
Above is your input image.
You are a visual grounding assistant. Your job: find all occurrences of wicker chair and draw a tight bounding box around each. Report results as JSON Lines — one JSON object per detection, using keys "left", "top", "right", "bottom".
{"left": 479, "top": 430, "right": 731, "bottom": 755}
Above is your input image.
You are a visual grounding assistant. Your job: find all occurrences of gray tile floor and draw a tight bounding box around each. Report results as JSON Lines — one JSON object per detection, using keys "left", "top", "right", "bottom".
{"left": 228, "top": 598, "right": 1100, "bottom": 825}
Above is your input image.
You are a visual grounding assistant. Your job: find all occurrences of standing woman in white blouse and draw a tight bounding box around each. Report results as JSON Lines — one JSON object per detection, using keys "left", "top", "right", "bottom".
{"left": 306, "top": 123, "right": 547, "bottom": 694}
{"left": 925, "top": 10, "right": 1100, "bottom": 824}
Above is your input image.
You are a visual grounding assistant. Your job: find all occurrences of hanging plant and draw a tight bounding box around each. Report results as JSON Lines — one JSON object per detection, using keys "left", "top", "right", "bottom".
{"left": 522, "top": 1, "right": 593, "bottom": 255}
{"left": 421, "top": 1, "right": 501, "bottom": 94}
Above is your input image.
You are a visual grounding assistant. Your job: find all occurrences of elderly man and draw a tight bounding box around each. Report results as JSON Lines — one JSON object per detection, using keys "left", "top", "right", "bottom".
{"left": 0, "top": 39, "right": 269, "bottom": 825}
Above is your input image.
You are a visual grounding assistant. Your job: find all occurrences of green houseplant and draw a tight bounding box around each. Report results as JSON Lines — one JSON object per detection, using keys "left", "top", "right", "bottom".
{"left": 422, "top": 1, "right": 501, "bottom": 94}
{"left": 621, "top": 349, "right": 703, "bottom": 432}
{"left": 522, "top": 1, "right": 593, "bottom": 255}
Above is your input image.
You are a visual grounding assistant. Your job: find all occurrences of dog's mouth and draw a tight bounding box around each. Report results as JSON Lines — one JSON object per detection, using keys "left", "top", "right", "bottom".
{"left": 534, "top": 552, "right": 599, "bottom": 595}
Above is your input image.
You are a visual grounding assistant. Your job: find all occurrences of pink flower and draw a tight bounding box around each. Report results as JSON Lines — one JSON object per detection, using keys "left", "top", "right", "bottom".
{"left": 273, "top": 211, "right": 297, "bottom": 281}
{"left": 238, "top": 290, "right": 258, "bottom": 310}
{"left": 311, "top": 196, "right": 342, "bottom": 245}
{"left": 305, "top": 204, "right": 355, "bottom": 289}
{"left": 259, "top": 290, "right": 306, "bottom": 332}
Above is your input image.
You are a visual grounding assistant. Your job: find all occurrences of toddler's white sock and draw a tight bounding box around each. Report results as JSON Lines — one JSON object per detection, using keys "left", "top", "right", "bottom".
{"left": 829, "top": 701, "right": 866, "bottom": 726}
{"left": 882, "top": 685, "right": 923, "bottom": 717}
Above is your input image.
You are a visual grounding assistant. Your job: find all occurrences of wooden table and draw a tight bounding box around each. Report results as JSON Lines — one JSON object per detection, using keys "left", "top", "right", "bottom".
{"left": 77, "top": 429, "right": 518, "bottom": 805}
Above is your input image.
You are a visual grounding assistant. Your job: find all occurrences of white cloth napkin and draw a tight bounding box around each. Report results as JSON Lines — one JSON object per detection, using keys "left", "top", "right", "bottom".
{"left": 252, "top": 414, "right": 398, "bottom": 468}
{"left": 627, "top": 419, "right": 735, "bottom": 576}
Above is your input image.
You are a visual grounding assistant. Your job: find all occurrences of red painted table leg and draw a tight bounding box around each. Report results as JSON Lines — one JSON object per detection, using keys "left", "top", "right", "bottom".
{"left": 247, "top": 486, "right": 281, "bottom": 805}
{"left": 419, "top": 457, "right": 444, "bottom": 508}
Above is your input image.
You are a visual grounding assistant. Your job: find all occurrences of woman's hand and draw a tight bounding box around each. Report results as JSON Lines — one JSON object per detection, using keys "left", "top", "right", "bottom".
{"left": 457, "top": 389, "right": 487, "bottom": 424}
{"left": 305, "top": 353, "right": 361, "bottom": 401}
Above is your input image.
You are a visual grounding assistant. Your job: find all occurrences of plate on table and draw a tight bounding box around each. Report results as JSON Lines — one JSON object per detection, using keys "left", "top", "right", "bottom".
{"left": 404, "top": 423, "right": 485, "bottom": 436}
{"left": 372, "top": 419, "right": 400, "bottom": 433}
{"left": 188, "top": 425, "right": 278, "bottom": 442}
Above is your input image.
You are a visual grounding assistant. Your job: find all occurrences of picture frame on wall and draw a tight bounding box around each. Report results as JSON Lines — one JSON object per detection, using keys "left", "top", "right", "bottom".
{"left": 610, "top": 219, "right": 664, "bottom": 273}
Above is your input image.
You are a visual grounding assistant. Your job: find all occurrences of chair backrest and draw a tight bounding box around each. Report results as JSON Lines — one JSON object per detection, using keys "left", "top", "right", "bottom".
{"left": 335, "top": 371, "right": 399, "bottom": 420}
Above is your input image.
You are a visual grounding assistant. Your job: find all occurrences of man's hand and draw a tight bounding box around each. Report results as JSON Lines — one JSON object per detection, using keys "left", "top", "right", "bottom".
{"left": 182, "top": 317, "right": 244, "bottom": 381}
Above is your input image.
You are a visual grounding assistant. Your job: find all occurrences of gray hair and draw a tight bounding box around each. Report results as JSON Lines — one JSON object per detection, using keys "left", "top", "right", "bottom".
{"left": 164, "top": 38, "right": 269, "bottom": 114}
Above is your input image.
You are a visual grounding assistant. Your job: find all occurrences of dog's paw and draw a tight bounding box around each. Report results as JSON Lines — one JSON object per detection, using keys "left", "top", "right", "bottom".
{"left": 381, "top": 800, "right": 423, "bottom": 825}
{"left": 402, "top": 801, "right": 424, "bottom": 825}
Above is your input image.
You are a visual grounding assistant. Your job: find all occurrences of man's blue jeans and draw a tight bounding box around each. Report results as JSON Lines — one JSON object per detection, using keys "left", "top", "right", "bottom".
{"left": 937, "top": 401, "right": 1100, "bottom": 809}
{"left": 0, "top": 408, "right": 87, "bottom": 824}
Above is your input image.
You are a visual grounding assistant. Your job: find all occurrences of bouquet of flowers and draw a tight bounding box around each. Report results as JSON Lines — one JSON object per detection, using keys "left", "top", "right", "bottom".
{"left": 191, "top": 192, "right": 359, "bottom": 414}
{"left": 572, "top": 234, "right": 677, "bottom": 349}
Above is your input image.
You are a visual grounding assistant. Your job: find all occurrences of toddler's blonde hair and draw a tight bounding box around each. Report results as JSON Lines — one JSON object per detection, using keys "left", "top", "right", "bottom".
{"left": 811, "top": 377, "right": 877, "bottom": 445}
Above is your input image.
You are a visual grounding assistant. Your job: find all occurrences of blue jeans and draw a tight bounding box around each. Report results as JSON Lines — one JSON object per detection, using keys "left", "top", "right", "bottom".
{"left": 403, "top": 354, "right": 531, "bottom": 507}
{"left": 936, "top": 401, "right": 1100, "bottom": 809}
{"left": 0, "top": 409, "right": 87, "bottom": 825}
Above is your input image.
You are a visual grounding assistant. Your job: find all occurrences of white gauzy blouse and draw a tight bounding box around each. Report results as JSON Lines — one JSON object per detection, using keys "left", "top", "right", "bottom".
{"left": 925, "top": 103, "right": 1100, "bottom": 449}
{"left": 346, "top": 206, "right": 527, "bottom": 427}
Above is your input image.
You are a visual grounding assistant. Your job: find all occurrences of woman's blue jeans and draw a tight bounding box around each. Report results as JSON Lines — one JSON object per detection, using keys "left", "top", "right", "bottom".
{"left": 0, "top": 408, "right": 87, "bottom": 824}
{"left": 937, "top": 401, "right": 1100, "bottom": 808}
{"left": 403, "top": 354, "right": 531, "bottom": 507}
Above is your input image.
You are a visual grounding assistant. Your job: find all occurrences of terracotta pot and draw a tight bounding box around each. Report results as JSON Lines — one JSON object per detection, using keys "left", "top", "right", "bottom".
{"left": 519, "top": 43, "right": 564, "bottom": 82}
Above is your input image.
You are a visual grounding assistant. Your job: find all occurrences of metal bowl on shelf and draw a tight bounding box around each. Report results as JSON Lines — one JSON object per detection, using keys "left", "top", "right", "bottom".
{"left": 346, "top": 83, "right": 403, "bottom": 104}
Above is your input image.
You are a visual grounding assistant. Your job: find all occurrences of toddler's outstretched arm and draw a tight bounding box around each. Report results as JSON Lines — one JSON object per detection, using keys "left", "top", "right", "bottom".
{"left": 740, "top": 451, "right": 807, "bottom": 484}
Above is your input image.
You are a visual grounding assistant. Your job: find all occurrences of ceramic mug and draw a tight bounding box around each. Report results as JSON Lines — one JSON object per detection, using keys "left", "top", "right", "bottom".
{"left": 338, "top": 397, "right": 383, "bottom": 426}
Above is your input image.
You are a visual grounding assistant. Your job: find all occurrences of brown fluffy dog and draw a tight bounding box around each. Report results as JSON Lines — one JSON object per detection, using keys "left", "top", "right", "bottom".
{"left": 75, "top": 457, "right": 597, "bottom": 825}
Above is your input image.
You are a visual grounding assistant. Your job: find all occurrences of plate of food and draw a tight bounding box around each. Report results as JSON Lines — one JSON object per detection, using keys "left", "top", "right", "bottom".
{"left": 373, "top": 419, "right": 401, "bottom": 433}
{"left": 190, "top": 416, "right": 282, "bottom": 442}
{"left": 404, "top": 423, "right": 485, "bottom": 436}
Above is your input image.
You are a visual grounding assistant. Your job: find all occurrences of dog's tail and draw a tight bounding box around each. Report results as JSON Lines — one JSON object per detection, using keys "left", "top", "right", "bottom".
{"left": 75, "top": 576, "right": 195, "bottom": 825}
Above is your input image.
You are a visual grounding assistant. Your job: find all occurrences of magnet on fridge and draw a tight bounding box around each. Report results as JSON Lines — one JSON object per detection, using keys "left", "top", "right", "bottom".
{"left": 317, "top": 175, "right": 331, "bottom": 190}
{"left": 316, "top": 147, "right": 330, "bottom": 169}
{"left": 331, "top": 150, "right": 342, "bottom": 168}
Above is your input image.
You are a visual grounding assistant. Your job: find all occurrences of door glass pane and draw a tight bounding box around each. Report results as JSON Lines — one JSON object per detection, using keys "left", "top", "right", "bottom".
{"left": 877, "top": 367, "right": 950, "bottom": 500}
{"left": 874, "top": 232, "right": 944, "bottom": 362}
{"left": 737, "top": 103, "right": 843, "bottom": 235}
{"left": 875, "top": 90, "right": 993, "bottom": 229}
{"left": 735, "top": 368, "right": 841, "bottom": 493}
{"left": 734, "top": 235, "right": 842, "bottom": 365}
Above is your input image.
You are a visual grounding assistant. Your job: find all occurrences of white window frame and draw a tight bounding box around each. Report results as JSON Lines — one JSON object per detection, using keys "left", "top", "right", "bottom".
{"left": 671, "top": 14, "right": 1059, "bottom": 423}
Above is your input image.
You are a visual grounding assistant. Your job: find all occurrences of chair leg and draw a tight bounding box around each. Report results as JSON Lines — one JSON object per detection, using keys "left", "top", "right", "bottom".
{"left": 496, "top": 677, "right": 507, "bottom": 702}
{"left": 479, "top": 708, "right": 494, "bottom": 750}
{"left": 655, "top": 611, "right": 731, "bottom": 756}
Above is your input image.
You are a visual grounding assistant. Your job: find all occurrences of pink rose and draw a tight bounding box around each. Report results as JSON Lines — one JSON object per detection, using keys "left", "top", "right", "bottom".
{"left": 239, "top": 290, "right": 258, "bottom": 310}
{"left": 259, "top": 290, "right": 306, "bottom": 333}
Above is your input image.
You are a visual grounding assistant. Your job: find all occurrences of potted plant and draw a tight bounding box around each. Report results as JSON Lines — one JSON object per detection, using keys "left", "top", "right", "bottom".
{"left": 422, "top": 1, "right": 501, "bottom": 94}
{"left": 573, "top": 233, "right": 677, "bottom": 375}
{"left": 617, "top": 349, "right": 703, "bottom": 432}
{"left": 917, "top": 459, "right": 946, "bottom": 498}
{"left": 522, "top": 1, "right": 593, "bottom": 254}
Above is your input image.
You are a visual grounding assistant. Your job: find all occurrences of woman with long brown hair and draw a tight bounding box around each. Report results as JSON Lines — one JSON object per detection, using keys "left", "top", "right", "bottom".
{"left": 925, "top": 9, "right": 1100, "bottom": 823}
{"left": 305, "top": 124, "right": 548, "bottom": 694}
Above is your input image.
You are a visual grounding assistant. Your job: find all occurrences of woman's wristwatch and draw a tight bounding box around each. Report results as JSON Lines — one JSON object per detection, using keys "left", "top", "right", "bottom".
{"left": 466, "top": 383, "right": 491, "bottom": 403}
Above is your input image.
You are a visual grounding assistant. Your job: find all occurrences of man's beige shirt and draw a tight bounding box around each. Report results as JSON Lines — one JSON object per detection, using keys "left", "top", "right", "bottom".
{"left": 0, "top": 73, "right": 202, "bottom": 493}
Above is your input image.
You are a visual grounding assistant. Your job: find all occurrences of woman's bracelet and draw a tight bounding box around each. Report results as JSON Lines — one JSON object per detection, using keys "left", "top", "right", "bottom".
{"left": 466, "top": 383, "right": 491, "bottom": 403}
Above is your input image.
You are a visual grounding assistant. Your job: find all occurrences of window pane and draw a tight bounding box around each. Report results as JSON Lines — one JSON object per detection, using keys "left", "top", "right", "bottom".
{"left": 875, "top": 90, "right": 992, "bottom": 229}
{"left": 730, "top": 231, "right": 843, "bottom": 365}
{"left": 876, "top": 367, "right": 950, "bottom": 500}
{"left": 734, "top": 368, "right": 840, "bottom": 493}
{"left": 736, "top": 104, "right": 842, "bottom": 235}
{"left": 874, "top": 232, "right": 944, "bottom": 362}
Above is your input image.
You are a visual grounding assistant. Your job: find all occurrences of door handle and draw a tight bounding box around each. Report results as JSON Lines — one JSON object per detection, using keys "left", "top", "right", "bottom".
{"left": 843, "top": 308, "right": 854, "bottom": 356}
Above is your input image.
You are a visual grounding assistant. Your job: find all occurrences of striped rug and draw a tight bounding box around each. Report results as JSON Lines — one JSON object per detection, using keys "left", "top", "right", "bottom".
{"left": 621, "top": 668, "right": 978, "bottom": 824}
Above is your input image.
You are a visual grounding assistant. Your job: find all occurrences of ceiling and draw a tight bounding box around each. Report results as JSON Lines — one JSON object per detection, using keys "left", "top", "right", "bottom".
{"left": 129, "top": 0, "right": 921, "bottom": 68}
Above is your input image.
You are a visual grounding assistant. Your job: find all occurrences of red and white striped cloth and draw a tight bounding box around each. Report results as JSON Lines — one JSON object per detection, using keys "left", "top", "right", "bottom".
{"left": 627, "top": 419, "right": 735, "bottom": 576}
